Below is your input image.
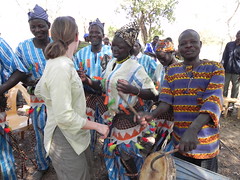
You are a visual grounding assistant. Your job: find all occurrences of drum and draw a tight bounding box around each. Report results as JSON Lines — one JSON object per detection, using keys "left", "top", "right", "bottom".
{"left": 140, "top": 151, "right": 176, "bottom": 180}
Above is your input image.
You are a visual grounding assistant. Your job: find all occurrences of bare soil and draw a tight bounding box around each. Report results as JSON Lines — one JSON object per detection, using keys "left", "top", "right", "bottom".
{"left": 12, "top": 110, "right": 240, "bottom": 180}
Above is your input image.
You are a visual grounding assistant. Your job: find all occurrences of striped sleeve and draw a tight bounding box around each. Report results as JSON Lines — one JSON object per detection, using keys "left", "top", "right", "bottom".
{"left": 0, "top": 38, "right": 27, "bottom": 78}
{"left": 199, "top": 62, "right": 225, "bottom": 127}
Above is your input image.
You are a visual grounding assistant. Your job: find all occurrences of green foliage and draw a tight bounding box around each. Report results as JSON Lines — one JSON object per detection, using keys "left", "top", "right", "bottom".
{"left": 119, "top": 0, "right": 178, "bottom": 44}
{"left": 107, "top": 26, "right": 118, "bottom": 40}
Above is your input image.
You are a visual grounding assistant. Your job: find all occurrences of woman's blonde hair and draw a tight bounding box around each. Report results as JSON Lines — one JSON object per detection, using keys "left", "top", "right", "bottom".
{"left": 44, "top": 16, "right": 78, "bottom": 59}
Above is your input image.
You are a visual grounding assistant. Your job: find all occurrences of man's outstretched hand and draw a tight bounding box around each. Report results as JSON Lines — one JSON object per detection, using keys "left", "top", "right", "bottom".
{"left": 134, "top": 111, "right": 154, "bottom": 127}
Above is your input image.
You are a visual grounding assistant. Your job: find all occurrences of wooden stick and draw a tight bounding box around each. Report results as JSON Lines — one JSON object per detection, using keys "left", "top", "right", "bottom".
{"left": 118, "top": 92, "right": 139, "bottom": 117}
{"left": 220, "top": 140, "right": 240, "bottom": 160}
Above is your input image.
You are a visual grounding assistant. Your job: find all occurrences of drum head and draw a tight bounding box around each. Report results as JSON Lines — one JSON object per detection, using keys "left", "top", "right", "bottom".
{"left": 140, "top": 151, "right": 176, "bottom": 180}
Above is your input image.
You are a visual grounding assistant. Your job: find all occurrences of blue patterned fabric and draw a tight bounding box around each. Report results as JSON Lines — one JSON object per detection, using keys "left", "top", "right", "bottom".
{"left": 89, "top": 18, "right": 104, "bottom": 32}
{"left": 31, "top": 105, "right": 51, "bottom": 170}
{"left": 132, "top": 52, "right": 157, "bottom": 80}
{"left": 28, "top": 4, "right": 49, "bottom": 23}
{"left": 0, "top": 38, "right": 27, "bottom": 179}
{"left": 15, "top": 38, "right": 50, "bottom": 170}
{"left": 15, "top": 38, "right": 48, "bottom": 80}
{"left": 103, "top": 139, "right": 143, "bottom": 180}
{"left": 0, "top": 126, "right": 17, "bottom": 180}
{"left": 0, "top": 37, "right": 27, "bottom": 84}
{"left": 74, "top": 45, "right": 112, "bottom": 78}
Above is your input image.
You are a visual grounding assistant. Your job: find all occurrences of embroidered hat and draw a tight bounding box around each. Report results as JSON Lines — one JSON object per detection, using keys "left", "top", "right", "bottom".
{"left": 156, "top": 39, "right": 175, "bottom": 52}
{"left": 89, "top": 18, "right": 104, "bottom": 32}
{"left": 28, "top": 4, "right": 49, "bottom": 23}
{"left": 115, "top": 22, "right": 140, "bottom": 47}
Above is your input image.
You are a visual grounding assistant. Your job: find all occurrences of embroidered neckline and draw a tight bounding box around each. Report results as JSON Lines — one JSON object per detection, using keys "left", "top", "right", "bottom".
{"left": 116, "top": 56, "right": 130, "bottom": 64}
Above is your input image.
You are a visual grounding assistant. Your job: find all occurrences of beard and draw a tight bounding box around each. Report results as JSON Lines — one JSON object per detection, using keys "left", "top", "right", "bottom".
{"left": 91, "top": 39, "right": 102, "bottom": 46}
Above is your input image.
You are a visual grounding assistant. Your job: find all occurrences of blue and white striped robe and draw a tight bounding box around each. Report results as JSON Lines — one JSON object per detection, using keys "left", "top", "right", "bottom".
{"left": 74, "top": 44, "right": 112, "bottom": 77}
{"left": 15, "top": 38, "right": 50, "bottom": 171}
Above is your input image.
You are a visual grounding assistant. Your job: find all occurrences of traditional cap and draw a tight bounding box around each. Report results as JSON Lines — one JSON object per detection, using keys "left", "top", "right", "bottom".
{"left": 156, "top": 39, "right": 175, "bottom": 52}
{"left": 28, "top": 4, "right": 49, "bottom": 23}
{"left": 89, "top": 18, "right": 104, "bottom": 32}
{"left": 115, "top": 22, "right": 139, "bottom": 47}
{"left": 83, "top": 33, "right": 89, "bottom": 38}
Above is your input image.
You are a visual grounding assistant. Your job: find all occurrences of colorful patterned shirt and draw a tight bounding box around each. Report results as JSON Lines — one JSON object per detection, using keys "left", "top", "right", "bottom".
{"left": 103, "top": 58, "right": 158, "bottom": 144}
{"left": 0, "top": 37, "right": 27, "bottom": 84}
{"left": 74, "top": 45, "right": 112, "bottom": 78}
{"left": 159, "top": 60, "right": 225, "bottom": 159}
{"left": 103, "top": 58, "right": 158, "bottom": 115}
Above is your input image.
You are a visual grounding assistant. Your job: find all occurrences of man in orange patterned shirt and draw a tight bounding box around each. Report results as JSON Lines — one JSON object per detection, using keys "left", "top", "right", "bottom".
{"left": 137, "top": 29, "right": 225, "bottom": 172}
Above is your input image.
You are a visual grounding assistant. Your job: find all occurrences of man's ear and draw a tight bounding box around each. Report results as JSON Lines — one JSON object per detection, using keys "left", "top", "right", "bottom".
{"left": 200, "top": 41, "right": 202, "bottom": 48}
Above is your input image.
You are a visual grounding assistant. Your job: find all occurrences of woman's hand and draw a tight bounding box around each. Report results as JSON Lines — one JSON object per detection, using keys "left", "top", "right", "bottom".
{"left": 96, "top": 124, "right": 110, "bottom": 139}
{"left": 117, "top": 79, "right": 139, "bottom": 95}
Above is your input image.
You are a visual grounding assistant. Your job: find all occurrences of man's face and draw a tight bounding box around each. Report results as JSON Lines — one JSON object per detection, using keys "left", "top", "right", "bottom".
{"left": 29, "top": 19, "right": 50, "bottom": 40}
{"left": 133, "top": 42, "right": 141, "bottom": 54}
{"left": 178, "top": 31, "right": 202, "bottom": 61}
{"left": 88, "top": 25, "right": 104, "bottom": 46}
{"left": 103, "top": 38, "right": 109, "bottom": 45}
{"left": 153, "top": 36, "right": 159, "bottom": 44}
{"left": 155, "top": 51, "right": 172, "bottom": 66}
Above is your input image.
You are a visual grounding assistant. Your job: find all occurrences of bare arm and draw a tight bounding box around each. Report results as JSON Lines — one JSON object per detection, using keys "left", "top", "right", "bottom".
{"left": 135, "top": 101, "right": 171, "bottom": 126}
{"left": 116, "top": 79, "right": 158, "bottom": 101}
{"left": 0, "top": 70, "right": 27, "bottom": 95}
{"left": 77, "top": 69, "right": 102, "bottom": 91}
{"left": 82, "top": 120, "right": 109, "bottom": 139}
{"left": 177, "top": 113, "right": 211, "bottom": 152}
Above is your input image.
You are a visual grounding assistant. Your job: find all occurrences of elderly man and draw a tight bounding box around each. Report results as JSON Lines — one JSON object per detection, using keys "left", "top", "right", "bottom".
{"left": 15, "top": 4, "right": 51, "bottom": 179}
{"left": 75, "top": 18, "right": 112, "bottom": 76}
{"left": 137, "top": 29, "right": 224, "bottom": 172}
{"left": 74, "top": 19, "right": 112, "bottom": 157}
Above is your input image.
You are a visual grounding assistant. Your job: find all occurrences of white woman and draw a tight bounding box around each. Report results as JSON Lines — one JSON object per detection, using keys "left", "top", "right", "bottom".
{"left": 34, "top": 16, "right": 109, "bottom": 180}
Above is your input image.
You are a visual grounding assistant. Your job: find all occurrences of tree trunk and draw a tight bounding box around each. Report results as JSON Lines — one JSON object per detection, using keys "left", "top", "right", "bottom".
{"left": 139, "top": 13, "right": 148, "bottom": 45}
